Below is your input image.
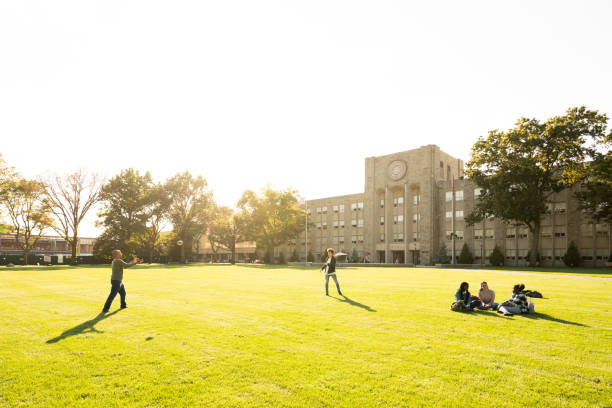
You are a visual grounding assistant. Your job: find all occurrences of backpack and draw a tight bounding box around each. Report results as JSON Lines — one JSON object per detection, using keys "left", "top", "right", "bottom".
{"left": 450, "top": 300, "right": 469, "bottom": 312}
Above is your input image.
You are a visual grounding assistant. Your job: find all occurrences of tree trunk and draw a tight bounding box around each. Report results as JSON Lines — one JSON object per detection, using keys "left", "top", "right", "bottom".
{"left": 71, "top": 232, "right": 79, "bottom": 264}
{"left": 23, "top": 248, "right": 29, "bottom": 265}
{"left": 529, "top": 222, "right": 541, "bottom": 267}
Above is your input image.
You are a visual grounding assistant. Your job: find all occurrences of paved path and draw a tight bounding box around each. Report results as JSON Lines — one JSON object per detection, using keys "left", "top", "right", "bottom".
{"left": 444, "top": 268, "right": 612, "bottom": 281}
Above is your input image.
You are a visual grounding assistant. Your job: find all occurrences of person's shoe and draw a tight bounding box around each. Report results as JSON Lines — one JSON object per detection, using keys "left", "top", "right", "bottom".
{"left": 120, "top": 305, "right": 127, "bottom": 309}
{"left": 503, "top": 312, "right": 514, "bottom": 316}
{"left": 338, "top": 292, "right": 343, "bottom": 296}
{"left": 325, "top": 293, "right": 329, "bottom": 296}
{"left": 102, "top": 309, "right": 109, "bottom": 313}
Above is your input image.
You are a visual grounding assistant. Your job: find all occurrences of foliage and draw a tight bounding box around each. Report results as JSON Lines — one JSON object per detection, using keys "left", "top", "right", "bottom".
{"left": 94, "top": 169, "right": 155, "bottom": 260}
{"left": 488, "top": 245, "right": 504, "bottom": 266}
{"left": 307, "top": 250, "right": 314, "bottom": 262}
{"left": 290, "top": 249, "right": 299, "bottom": 262}
{"left": 237, "top": 186, "right": 306, "bottom": 255}
{"left": 436, "top": 242, "right": 450, "bottom": 264}
{"left": 351, "top": 247, "right": 359, "bottom": 263}
{"left": 458, "top": 243, "right": 474, "bottom": 264}
{"left": 208, "top": 205, "right": 247, "bottom": 264}
{"left": 0, "top": 179, "right": 53, "bottom": 264}
{"left": 42, "top": 170, "right": 103, "bottom": 262}
{"left": 563, "top": 241, "right": 581, "bottom": 267}
{"left": 134, "top": 183, "right": 171, "bottom": 262}
{"left": 575, "top": 147, "right": 611, "bottom": 223}
{"left": 165, "top": 172, "right": 213, "bottom": 262}
{"left": 466, "top": 107, "right": 608, "bottom": 266}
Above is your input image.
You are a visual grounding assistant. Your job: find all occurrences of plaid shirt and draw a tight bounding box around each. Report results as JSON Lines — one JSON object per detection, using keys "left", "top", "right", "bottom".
{"left": 509, "top": 292, "right": 529, "bottom": 313}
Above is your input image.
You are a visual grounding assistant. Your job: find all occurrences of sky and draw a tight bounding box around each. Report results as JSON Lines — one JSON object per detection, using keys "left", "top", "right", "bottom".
{"left": 1, "top": 0, "right": 611, "bottom": 236}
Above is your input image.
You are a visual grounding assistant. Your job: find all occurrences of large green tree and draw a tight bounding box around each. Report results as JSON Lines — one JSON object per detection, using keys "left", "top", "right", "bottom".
{"left": 466, "top": 107, "right": 608, "bottom": 266}
{"left": 0, "top": 154, "right": 17, "bottom": 233}
{"left": 1, "top": 179, "right": 53, "bottom": 264}
{"left": 165, "top": 172, "right": 213, "bottom": 263}
{"left": 134, "top": 183, "right": 171, "bottom": 263}
{"left": 575, "top": 132, "right": 611, "bottom": 223}
{"left": 208, "top": 205, "right": 248, "bottom": 264}
{"left": 42, "top": 170, "right": 103, "bottom": 263}
{"left": 237, "top": 187, "right": 306, "bottom": 256}
{"left": 94, "top": 169, "right": 155, "bottom": 260}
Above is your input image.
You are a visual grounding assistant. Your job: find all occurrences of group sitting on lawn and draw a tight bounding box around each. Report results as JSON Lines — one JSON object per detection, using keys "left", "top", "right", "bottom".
{"left": 452, "top": 281, "right": 535, "bottom": 316}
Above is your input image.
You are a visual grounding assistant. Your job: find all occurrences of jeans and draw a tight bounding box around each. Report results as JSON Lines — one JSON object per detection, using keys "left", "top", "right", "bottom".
{"left": 103, "top": 280, "right": 126, "bottom": 311}
{"left": 499, "top": 304, "right": 521, "bottom": 314}
{"left": 325, "top": 274, "right": 342, "bottom": 295}
{"left": 475, "top": 302, "right": 499, "bottom": 310}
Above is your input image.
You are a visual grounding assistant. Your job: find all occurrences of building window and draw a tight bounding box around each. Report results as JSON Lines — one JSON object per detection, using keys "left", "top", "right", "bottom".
{"left": 393, "top": 215, "right": 404, "bottom": 224}
{"left": 413, "top": 232, "right": 418, "bottom": 241}
{"left": 351, "top": 235, "right": 357, "bottom": 244}
{"left": 332, "top": 221, "right": 338, "bottom": 228}
{"left": 380, "top": 199, "right": 384, "bottom": 208}
{"left": 485, "top": 229, "right": 495, "bottom": 239}
{"left": 456, "top": 191, "right": 463, "bottom": 201}
{"left": 506, "top": 228, "right": 516, "bottom": 239}
{"left": 393, "top": 197, "right": 404, "bottom": 207}
{"left": 518, "top": 227, "right": 528, "bottom": 239}
{"left": 596, "top": 224, "right": 609, "bottom": 237}
{"left": 316, "top": 207, "right": 321, "bottom": 214}
{"left": 358, "top": 219, "right": 364, "bottom": 228}
{"left": 445, "top": 191, "right": 452, "bottom": 202}
{"left": 541, "top": 226, "right": 552, "bottom": 238}
{"left": 339, "top": 236, "right": 345, "bottom": 244}
{"left": 474, "top": 188, "right": 482, "bottom": 198}
{"left": 474, "top": 229, "right": 483, "bottom": 240}
{"left": 413, "top": 195, "right": 420, "bottom": 205}
{"left": 307, "top": 209, "right": 312, "bottom": 215}
{"left": 380, "top": 233, "right": 385, "bottom": 242}
{"left": 455, "top": 210, "right": 464, "bottom": 218}
{"left": 413, "top": 213, "right": 420, "bottom": 223}
{"left": 445, "top": 211, "right": 452, "bottom": 219}
{"left": 393, "top": 233, "right": 404, "bottom": 242}
{"left": 554, "top": 227, "right": 566, "bottom": 238}
{"left": 554, "top": 202, "right": 566, "bottom": 214}
{"left": 380, "top": 216, "right": 385, "bottom": 225}
{"left": 351, "top": 220, "right": 357, "bottom": 227}
{"left": 351, "top": 203, "right": 357, "bottom": 211}
{"left": 316, "top": 222, "right": 321, "bottom": 229}
{"left": 358, "top": 201, "right": 364, "bottom": 210}
{"left": 322, "top": 222, "right": 327, "bottom": 230}
{"left": 456, "top": 231, "right": 464, "bottom": 240}
{"left": 581, "top": 224, "right": 593, "bottom": 237}
{"left": 322, "top": 206, "right": 327, "bottom": 214}
{"left": 505, "top": 249, "right": 516, "bottom": 260}
{"left": 339, "top": 204, "right": 345, "bottom": 213}
{"left": 339, "top": 220, "right": 345, "bottom": 228}
{"left": 333, "top": 205, "right": 339, "bottom": 213}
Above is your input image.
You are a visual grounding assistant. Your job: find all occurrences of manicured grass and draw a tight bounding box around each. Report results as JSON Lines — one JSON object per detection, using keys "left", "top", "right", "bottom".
{"left": 0, "top": 265, "right": 610, "bottom": 407}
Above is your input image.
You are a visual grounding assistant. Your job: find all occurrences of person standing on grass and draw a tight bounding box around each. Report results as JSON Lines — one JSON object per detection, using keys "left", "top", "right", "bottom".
{"left": 476, "top": 281, "right": 499, "bottom": 310}
{"left": 321, "top": 248, "right": 342, "bottom": 296}
{"left": 102, "top": 250, "right": 141, "bottom": 313}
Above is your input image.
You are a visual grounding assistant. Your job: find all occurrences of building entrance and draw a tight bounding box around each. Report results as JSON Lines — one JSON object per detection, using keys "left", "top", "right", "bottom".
{"left": 410, "top": 250, "right": 420, "bottom": 265}
{"left": 392, "top": 250, "right": 404, "bottom": 264}
{"left": 377, "top": 251, "right": 385, "bottom": 263}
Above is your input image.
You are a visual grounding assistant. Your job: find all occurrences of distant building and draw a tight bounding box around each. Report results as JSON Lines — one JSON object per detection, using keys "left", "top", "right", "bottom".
{"left": 196, "top": 235, "right": 257, "bottom": 263}
{"left": 0, "top": 234, "right": 96, "bottom": 263}
{"left": 281, "top": 144, "right": 611, "bottom": 267}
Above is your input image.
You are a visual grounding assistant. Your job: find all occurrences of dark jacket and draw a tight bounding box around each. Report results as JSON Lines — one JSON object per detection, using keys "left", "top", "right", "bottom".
{"left": 321, "top": 256, "right": 336, "bottom": 274}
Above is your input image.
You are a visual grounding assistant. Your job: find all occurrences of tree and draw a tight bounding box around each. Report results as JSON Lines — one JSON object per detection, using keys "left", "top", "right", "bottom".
{"left": 575, "top": 135, "right": 611, "bottom": 223}
{"left": 307, "top": 250, "right": 314, "bottom": 262}
{"left": 350, "top": 247, "right": 359, "bottom": 263}
{"left": 208, "top": 206, "right": 247, "bottom": 264}
{"left": 237, "top": 187, "right": 306, "bottom": 256}
{"left": 458, "top": 243, "right": 473, "bottom": 264}
{"left": 134, "top": 183, "right": 171, "bottom": 263}
{"left": 289, "top": 249, "right": 299, "bottom": 262}
{"left": 0, "top": 154, "right": 17, "bottom": 233}
{"left": 436, "top": 242, "right": 450, "bottom": 264}
{"left": 466, "top": 107, "right": 608, "bottom": 266}
{"left": 1, "top": 179, "right": 53, "bottom": 264}
{"left": 165, "top": 172, "right": 213, "bottom": 263}
{"left": 94, "top": 169, "right": 154, "bottom": 260}
{"left": 488, "top": 245, "right": 504, "bottom": 267}
{"left": 42, "top": 170, "right": 103, "bottom": 263}
{"left": 563, "top": 241, "right": 581, "bottom": 267}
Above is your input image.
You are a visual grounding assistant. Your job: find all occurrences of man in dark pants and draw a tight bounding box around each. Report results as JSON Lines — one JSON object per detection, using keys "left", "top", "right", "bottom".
{"left": 102, "top": 250, "right": 141, "bottom": 313}
{"left": 321, "top": 248, "right": 342, "bottom": 296}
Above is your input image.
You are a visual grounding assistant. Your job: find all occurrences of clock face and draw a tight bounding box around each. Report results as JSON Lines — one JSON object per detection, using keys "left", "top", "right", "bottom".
{"left": 388, "top": 160, "right": 407, "bottom": 181}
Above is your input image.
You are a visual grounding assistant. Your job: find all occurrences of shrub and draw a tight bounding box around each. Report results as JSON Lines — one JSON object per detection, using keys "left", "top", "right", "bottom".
{"left": 263, "top": 250, "right": 272, "bottom": 264}
{"left": 458, "top": 243, "right": 474, "bottom": 264}
{"left": 307, "top": 250, "right": 314, "bottom": 262}
{"left": 488, "top": 245, "right": 504, "bottom": 266}
{"left": 278, "top": 252, "right": 286, "bottom": 264}
{"left": 436, "top": 243, "right": 450, "bottom": 264}
{"left": 563, "top": 241, "right": 581, "bottom": 267}
{"left": 351, "top": 248, "right": 359, "bottom": 263}
{"left": 289, "top": 250, "right": 299, "bottom": 262}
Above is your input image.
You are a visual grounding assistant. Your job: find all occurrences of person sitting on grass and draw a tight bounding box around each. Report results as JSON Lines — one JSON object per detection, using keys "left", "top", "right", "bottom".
{"left": 321, "top": 248, "right": 342, "bottom": 297}
{"left": 497, "top": 284, "right": 529, "bottom": 316}
{"left": 454, "top": 282, "right": 481, "bottom": 310}
{"left": 102, "top": 250, "right": 141, "bottom": 313}
{"left": 476, "top": 281, "right": 499, "bottom": 310}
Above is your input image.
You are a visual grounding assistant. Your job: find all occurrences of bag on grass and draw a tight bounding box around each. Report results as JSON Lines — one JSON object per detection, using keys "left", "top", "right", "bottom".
{"left": 450, "top": 300, "right": 469, "bottom": 312}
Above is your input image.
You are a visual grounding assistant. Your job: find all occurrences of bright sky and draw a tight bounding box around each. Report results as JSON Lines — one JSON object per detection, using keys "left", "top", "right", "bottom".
{"left": 1, "top": 1, "right": 611, "bottom": 237}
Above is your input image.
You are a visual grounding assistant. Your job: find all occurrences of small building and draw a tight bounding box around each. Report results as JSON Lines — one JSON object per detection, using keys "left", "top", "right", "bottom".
{"left": 0, "top": 234, "right": 96, "bottom": 264}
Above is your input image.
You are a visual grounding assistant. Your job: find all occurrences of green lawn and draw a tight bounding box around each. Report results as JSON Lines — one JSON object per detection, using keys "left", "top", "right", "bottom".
{"left": 0, "top": 265, "right": 610, "bottom": 407}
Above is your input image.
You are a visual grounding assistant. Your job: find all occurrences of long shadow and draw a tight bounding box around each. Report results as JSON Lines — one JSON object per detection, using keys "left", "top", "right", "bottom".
{"left": 46, "top": 309, "right": 122, "bottom": 344}
{"left": 330, "top": 295, "right": 376, "bottom": 312}
{"left": 520, "top": 312, "right": 588, "bottom": 327}
{"left": 470, "top": 309, "right": 513, "bottom": 319}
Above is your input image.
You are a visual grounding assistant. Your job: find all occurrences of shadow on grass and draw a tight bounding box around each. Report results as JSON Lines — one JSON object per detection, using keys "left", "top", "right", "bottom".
{"left": 330, "top": 295, "right": 376, "bottom": 312}
{"left": 46, "top": 309, "right": 122, "bottom": 343}
{"left": 520, "top": 312, "right": 588, "bottom": 327}
{"left": 470, "top": 309, "right": 513, "bottom": 319}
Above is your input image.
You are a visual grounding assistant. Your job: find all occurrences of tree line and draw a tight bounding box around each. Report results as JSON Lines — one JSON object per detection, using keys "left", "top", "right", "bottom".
{"left": 0, "top": 162, "right": 306, "bottom": 264}
{"left": 1, "top": 106, "right": 610, "bottom": 266}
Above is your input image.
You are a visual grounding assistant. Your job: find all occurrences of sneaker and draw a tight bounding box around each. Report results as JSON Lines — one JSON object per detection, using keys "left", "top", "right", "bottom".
{"left": 503, "top": 312, "right": 514, "bottom": 316}
{"left": 120, "top": 305, "right": 127, "bottom": 309}
{"left": 338, "top": 292, "right": 343, "bottom": 296}
{"left": 102, "top": 309, "right": 109, "bottom": 313}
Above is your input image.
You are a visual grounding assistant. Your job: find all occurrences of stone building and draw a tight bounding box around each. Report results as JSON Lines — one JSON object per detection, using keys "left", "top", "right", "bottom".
{"left": 283, "top": 144, "right": 611, "bottom": 267}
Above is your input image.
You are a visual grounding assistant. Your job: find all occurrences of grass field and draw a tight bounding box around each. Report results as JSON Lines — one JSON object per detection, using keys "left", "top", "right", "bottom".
{"left": 0, "top": 265, "right": 610, "bottom": 407}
